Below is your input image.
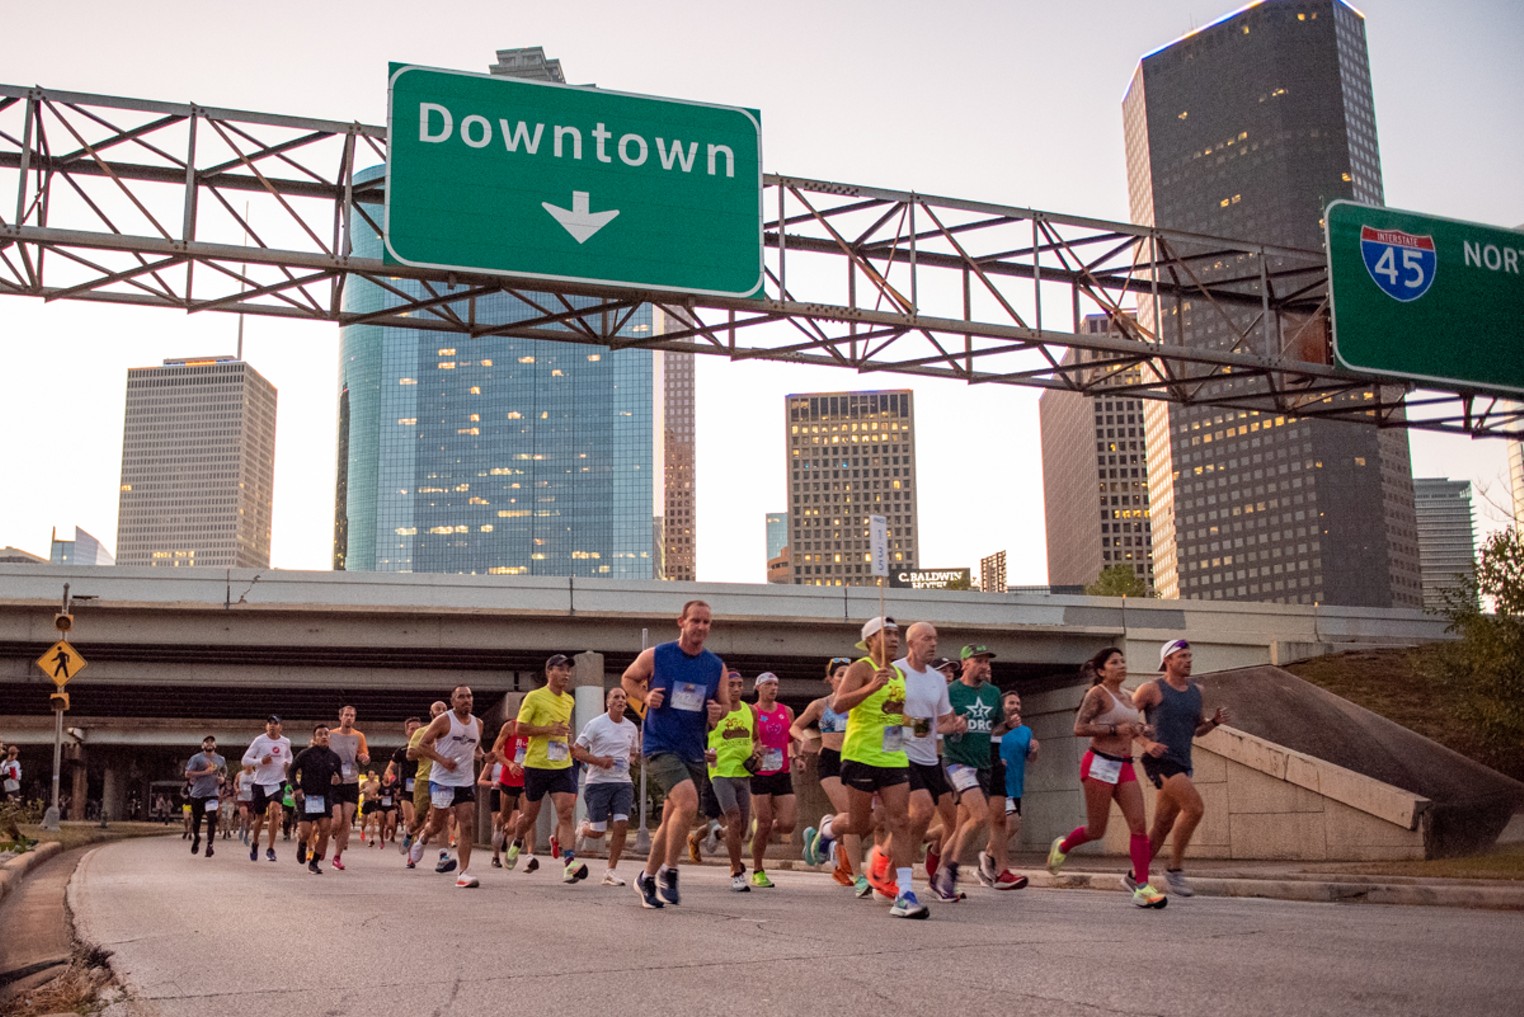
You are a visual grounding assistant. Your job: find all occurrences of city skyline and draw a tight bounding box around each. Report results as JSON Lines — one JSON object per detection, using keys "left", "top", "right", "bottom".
{"left": 0, "top": 1, "right": 1519, "bottom": 583}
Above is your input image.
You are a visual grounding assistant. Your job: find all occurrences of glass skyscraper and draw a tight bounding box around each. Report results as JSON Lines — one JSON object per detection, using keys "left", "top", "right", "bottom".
{"left": 1123, "top": 0, "right": 1421, "bottom": 608}
{"left": 334, "top": 49, "right": 665, "bottom": 578}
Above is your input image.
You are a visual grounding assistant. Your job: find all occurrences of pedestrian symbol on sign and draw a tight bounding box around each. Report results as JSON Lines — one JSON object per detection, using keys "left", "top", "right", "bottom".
{"left": 1360, "top": 225, "right": 1436, "bottom": 303}
{"left": 35, "top": 640, "right": 88, "bottom": 687}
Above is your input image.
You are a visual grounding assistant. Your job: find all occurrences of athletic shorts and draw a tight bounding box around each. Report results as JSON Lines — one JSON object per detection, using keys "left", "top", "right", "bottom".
{"left": 584, "top": 782, "right": 635, "bottom": 824}
{"left": 496, "top": 784, "right": 522, "bottom": 809}
{"left": 701, "top": 775, "right": 722, "bottom": 820}
{"left": 376, "top": 798, "right": 397, "bottom": 813}
{"left": 251, "top": 784, "right": 284, "bottom": 813}
{"left": 839, "top": 760, "right": 910, "bottom": 793}
{"left": 1082, "top": 749, "right": 1140, "bottom": 786}
{"left": 988, "top": 741, "right": 1007, "bottom": 802}
{"left": 489, "top": 788, "right": 501, "bottom": 812}
{"left": 332, "top": 782, "right": 360, "bottom": 806}
{"left": 908, "top": 760, "right": 952, "bottom": 799}
{"left": 428, "top": 782, "right": 476, "bottom": 809}
{"left": 413, "top": 783, "right": 430, "bottom": 816}
{"left": 1005, "top": 796, "right": 1023, "bottom": 816}
{"left": 818, "top": 747, "right": 842, "bottom": 781}
{"left": 523, "top": 766, "right": 577, "bottom": 802}
{"left": 710, "top": 775, "right": 752, "bottom": 818}
{"left": 750, "top": 770, "right": 793, "bottom": 797}
{"left": 945, "top": 762, "right": 994, "bottom": 799}
{"left": 1139, "top": 754, "right": 1190, "bottom": 789}
{"left": 645, "top": 753, "right": 705, "bottom": 795}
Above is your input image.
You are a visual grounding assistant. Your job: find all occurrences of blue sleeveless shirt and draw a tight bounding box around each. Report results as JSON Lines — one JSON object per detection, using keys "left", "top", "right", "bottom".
{"left": 643, "top": 640, "right": 725, "bottom": 763}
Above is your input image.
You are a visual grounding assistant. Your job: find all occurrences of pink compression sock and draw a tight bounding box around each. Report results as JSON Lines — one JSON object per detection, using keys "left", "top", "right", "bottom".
{"left": 1130, "top": 833, "right": 1151, "bottom": 885}
{"left": 1059, "top": 825, "right": 1090, "bottom": 853}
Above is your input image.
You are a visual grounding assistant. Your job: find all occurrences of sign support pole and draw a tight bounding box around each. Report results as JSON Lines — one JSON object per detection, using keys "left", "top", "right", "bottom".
{"left": 634, "top": 627, "right": 651, "bottom": 855}
{"left": 40, "top": 583, "right": 70, "bottom": 831}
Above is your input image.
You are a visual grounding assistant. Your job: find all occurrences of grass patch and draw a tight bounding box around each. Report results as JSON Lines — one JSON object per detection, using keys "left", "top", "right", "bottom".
{"left": 2, "top": 944, "right": 115, "bottom": 1017}
{"left": 13, "top": 821, "right": 174, "bottom": 853}
{"left": 1317, "top": 843, "right": 1524, "bottom": 881}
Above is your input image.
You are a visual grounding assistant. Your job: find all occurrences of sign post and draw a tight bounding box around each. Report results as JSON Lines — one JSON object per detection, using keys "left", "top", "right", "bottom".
{"left": 1326, "top": 201, "right": 1524, "bottom": 395}
{"left": 36, "top": 586, "right": 83, "bottom": 830}
{"left": 386, "top": 64, "right": 764, "bottom": 298}
{"left": 868, "top": 515, "right": 889, "bottom": 666}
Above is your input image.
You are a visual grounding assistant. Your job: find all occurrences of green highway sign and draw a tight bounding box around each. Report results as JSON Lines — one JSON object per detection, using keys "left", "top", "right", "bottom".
{"left": 1326, "top": 200, "right": 1524, "bottom": 395}
{"left": 385, "top": 64, "right": 763, "bottom": 298}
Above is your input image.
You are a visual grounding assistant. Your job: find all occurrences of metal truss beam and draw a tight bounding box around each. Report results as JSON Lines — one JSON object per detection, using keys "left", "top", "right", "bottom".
{"left": 1, "top": 84, "right": 1519, "bottom": 438}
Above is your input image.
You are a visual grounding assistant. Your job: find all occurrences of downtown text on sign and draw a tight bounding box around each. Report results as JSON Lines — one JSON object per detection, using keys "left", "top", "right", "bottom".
{"left": 1326, "top": 200, "right": 1524, "bottom": 395}
{"left": 385, "top": 64, "right": 764, "bottom": 298}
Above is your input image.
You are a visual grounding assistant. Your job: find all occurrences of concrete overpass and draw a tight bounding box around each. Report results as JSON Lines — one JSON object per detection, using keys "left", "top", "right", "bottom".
{"left": 0, "top": 563, "right": 1448, "bottom": 822}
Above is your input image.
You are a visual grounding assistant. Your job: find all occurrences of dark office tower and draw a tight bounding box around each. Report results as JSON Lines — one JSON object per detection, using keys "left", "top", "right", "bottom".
{"left": 786, "top": 390, "right": 917, "bottom": 587}
{"left": 657, "top": 347, "right": 697, "bottom": 581}
{"left": 116, "top": 357, "right": 277, "bottom": 569}
{"left": 1123, "top": 0, "right": 1421, "bottom": 607}
{"left": 1412, "top": 478, "right": 1476, "bottom": 611}
{"left": 1039, "top": 314, "right": 1154, "bottom": 592}
{"left": 333, "top": 48, "right": 672, "bottom": 579}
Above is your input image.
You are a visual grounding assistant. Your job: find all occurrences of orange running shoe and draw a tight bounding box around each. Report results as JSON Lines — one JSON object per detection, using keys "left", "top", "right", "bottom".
{"left": 866, "top": 846, "right": 897, "bottom": 899}
{"left": 831, "top": 843, "right": 855, "bottom": 886}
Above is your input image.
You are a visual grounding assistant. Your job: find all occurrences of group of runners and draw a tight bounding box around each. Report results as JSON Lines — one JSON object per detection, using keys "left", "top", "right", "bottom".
{"left": 177, "top": 600, "right": 1225, "bottom": 917}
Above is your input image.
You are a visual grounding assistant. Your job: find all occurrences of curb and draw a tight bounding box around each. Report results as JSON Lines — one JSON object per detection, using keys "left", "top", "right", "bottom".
{"left": 1021, "top": 869, "right": 1524, "bottom": 910}
{"left": 0, "top": 840, "right": 63, "bottom": 906}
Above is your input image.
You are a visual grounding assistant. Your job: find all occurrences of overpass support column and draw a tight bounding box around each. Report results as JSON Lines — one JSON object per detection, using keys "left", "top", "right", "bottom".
{"left": 569, "top": 651, "right": 607, "bottom": 842}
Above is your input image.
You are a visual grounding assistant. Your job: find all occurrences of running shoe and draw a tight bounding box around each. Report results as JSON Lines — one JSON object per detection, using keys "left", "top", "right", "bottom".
{"left": 265, "top": 848, "right": 277, "bottom": 862}
{"left": 831, "top": 849, "right": 855, "bottom": 887}
{"left": 602, "top": 870, "right": 626, "bottom": 887}
{"left": 924, "top": 846, "right": 940, "bottom": 883}
{"left": 191, "top": 837, "right": 201, "bottom": 855}
{"left": 701, "top": 823, "right": 722, "bottom": 856}
{"left": 249, "top": 844, "right": 258, "bottom": 862}
{"left": 563, "top": 860, "right": 589, "bottom": 883}
{"left": 866, "top": 852, "right": 897, "bottom": 900}
{"left": 1165, "top": 869, "right": 1195, "bottom": 897}
{"left": 687, "top": 829, "right": 703, "bottom": 864}
{"left": 1131, "top": 883, "right": 1168, "bottom": 909}
{"left": 730, "top": 872, "right": 751, "bottom": 892}
{"left": 800, "top": 826, "right": 819, "bottom": 866}
{"left": 204, "top": 844, "right": 214, "bottom": 858}
{"left": 455, "top": 872, "right": 480, "bottom": 889}
{"left": 928, "top": 868, "right": 960, "bottom": 902}
{"left": 308, "top": 859, "right": 323, "bottom": 875}
{"left": 504, "top": 842, "right": 520, "bottom": 870}
{"left": 750, "top": 869, "right": 775, "bottom": 888}
{"left": 525, "top": 856, "right": 539, "bottom": 874}
{"left": 436, "top": 853, "right": 457, "bottom": 875}
{"left": 1121, "top": 871, "right": 1139, "bottom": 892}
{"left": 978, "top": 850, "right": 997, "bottom": 885}
{"left": 658, "top": 867, "right": 680, "bottom": 906}
{"left": 331, "top": 855, "right": 345, "bottom": 871}
{"left": 890, "top": 890, "right": 930, "bottom": 919}
{"left": 296, "top": 843, "right": 306, "bottom": 864}
{"left": 491, "top": 857, "right": 503, "bottom": 869}
{"left": 1046, "top": 835, "right": 1068, "bottom": 875}
{"left": 635, "top": 871, "right": 664, "bottom": 909}
{"left": 853, "top": 875, "right": 873, "bottom": 899}
{"left": 994, "top": 870, "right": 1029, "bottom": 891}
{"left": 550, "top": 835, "right": 561, "bottom": 859}
{"left": 408, "top": 839, "right": 425, "bottom": 867}
{"left": 402, "top": 832, "right": 413, "bottom": 851}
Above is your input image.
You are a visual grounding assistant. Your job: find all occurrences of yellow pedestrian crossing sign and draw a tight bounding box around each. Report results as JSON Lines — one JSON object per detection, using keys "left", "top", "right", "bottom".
{"left": 36, "top": 640, "right": 87, "bottom": 687}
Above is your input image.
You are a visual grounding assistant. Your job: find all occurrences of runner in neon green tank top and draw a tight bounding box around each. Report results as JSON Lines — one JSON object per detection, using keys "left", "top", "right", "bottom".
{"left": 706, "top": 670, "right": 756, "bottom": 890}
{"left": 802, "top": 617, "right": 928, "bottom": 920}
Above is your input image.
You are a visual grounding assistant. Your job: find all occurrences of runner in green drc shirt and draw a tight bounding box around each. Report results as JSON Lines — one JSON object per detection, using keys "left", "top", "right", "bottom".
{"left": 933, "top": 645, "right": 1004, "bottom": 898}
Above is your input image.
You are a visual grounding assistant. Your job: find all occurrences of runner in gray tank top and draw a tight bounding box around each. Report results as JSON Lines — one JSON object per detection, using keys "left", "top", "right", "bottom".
{"left": 1133, "top": 639, "right": 1229, "bottom": 898}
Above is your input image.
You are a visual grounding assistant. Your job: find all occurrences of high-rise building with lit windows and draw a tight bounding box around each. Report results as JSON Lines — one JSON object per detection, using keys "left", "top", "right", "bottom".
{"left": 1123, "top": 0, "right": 1421, "bottom": 607}
{"left": 1040, "top": 314, "right": 1154, "bottom": 592}
{"left": 1412, "top": 478, "right": 1476, "bottom": 611}
{"left": 786, "top": 390, "right": 917, "bottom": 586}
{"left": 333, "top": 48, "right": 685, "bottom": 579}
{"left": 116, "top": 357, "right": 276, "bottom": 569}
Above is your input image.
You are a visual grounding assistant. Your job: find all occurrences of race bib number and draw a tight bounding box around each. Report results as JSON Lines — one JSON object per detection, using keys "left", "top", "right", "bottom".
{"left": 761, "top": 748, "right": 783, "bottom": 772}
{"left": 671, "top": 682, "right": 705, "bottom": 712}
{"left": 205, "top": 799, "right": 220, "bottom": 813}
{"left": 2, "top": 779, "right": 18, "bottom": 792}
{"left": 342, "top": 763, "right": 357, "bottom": 781}
{"left": 305, "top": 795, "right": 326, "bottom": 814}
{"left": 1087, "top": 755, "right": 1122, "bottom": 785}
{"left": 404, "top": 778, "right": 415, "bottom": 792}
{"left": 881, "top": 726, "right": 904, "bottom": 754}
{"left": 546, "top": 741, "right": 569, "bottom": 762}
{"left": 380, "top": 796, "right": 393, "bottom": 806}
{"left": 513, "top": 744, "right": 527, "bottom": 764}
{"left": 947, "top": 764, "right": 981, "bottom": 793}
{"left": 431, "top": 787, "right": 455, "bottom": 809}
{"left": 611, "top": 757, "right": 629, "bottom": 775}
{"left": 260, "top": 783, "right": 281, "bottom": 797}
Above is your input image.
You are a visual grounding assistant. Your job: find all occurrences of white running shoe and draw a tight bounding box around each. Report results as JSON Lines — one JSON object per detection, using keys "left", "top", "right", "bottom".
{"left": 408, "top": 839, "right": 425, "bottom": 866}
{"left": 455, "top": 872, "right": 480, "bottom": 888}
{"left": 602, "top": 870, "right": 626, "bottom": 886}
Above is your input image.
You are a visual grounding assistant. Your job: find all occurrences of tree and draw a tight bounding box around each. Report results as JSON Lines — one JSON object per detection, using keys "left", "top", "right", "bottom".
{"left": 1425, "top": 528, "right": 1524, "bottom": 775}
{"left": 1085, "top": 564, "right": 1150, "bottom": 598}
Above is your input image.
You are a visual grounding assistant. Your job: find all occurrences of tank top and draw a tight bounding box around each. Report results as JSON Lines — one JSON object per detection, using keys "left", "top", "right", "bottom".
{"left": 754, "top": 703, "right": 792, "bottom": 775}
{"left": 708, "top": 704, "right": 756, "bottom": 779}
{"left": 819, "top": 702, "right": 849, "bottom": 735}
{"left": 1092, "top": 686, "right": 1139, "bottom": 731}
{"left": 430, "top": 711, "right": 480, "bottom": 788}
{"left": 645, "top": 641, "right": 725, "bottom": 763}
{"left": 1144, "top": 679, "right": 1203, "bottom": 770}
{"left": 841, "top": 658, "right": 908, "bottom": 768}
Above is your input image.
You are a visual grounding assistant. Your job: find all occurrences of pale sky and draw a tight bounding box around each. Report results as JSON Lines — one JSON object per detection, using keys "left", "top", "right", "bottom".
{"left": 2, "top": 0, "right": 1520, "bottom": 583}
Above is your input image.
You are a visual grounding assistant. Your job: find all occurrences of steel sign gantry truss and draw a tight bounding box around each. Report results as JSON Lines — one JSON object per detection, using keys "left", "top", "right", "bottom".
{"left": 1, "top": 84, "right": 1519, "bottom": 438}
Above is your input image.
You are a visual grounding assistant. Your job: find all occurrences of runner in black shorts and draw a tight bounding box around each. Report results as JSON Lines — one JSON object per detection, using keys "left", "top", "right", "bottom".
{"left": 790, "top": 657, "right": 860, "bottom": 888}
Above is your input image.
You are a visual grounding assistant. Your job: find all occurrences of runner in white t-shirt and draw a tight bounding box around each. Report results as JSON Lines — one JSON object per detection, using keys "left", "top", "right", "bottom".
{"left": 573, "top": 687, "right": 641, "bottom": 886}
{"left": 895, "top": 622, "right": 967, "bottom": 902}
{"left": 241, "top": 715, "right": 293, "bottom": 863}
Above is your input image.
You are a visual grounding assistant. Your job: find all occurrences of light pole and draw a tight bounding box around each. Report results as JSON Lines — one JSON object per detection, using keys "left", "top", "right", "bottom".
{"left": 40, "top": 584, "right": 73, "bottom": 831}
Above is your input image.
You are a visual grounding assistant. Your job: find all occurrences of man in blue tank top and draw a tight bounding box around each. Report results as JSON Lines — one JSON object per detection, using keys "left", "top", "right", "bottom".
{"left": 1135, "top": 639, "right": 1228, "bottom": 899}
{"left": 621, "top": 600, "right": 729, "bottom": 909}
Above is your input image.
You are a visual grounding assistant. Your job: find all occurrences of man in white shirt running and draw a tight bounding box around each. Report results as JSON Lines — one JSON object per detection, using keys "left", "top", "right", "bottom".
{"left": 573, "top": 686, "right": 641, "bottom": 886}
{"left": 241, "top": 715, "right": 292, "bottom": 863}
{"left": 408, "top": 686, "right": 485, "bottom": 888}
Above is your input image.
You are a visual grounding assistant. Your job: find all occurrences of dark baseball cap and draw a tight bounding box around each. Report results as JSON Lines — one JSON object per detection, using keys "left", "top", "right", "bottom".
{"left": 545, "top": 653, "right": 573, "bottom": 670}
{"left": 266, "top": 714, "right": 282, "bottom": 725}
{"left": 929, "top": 657, "right": 959, "bottom": 672}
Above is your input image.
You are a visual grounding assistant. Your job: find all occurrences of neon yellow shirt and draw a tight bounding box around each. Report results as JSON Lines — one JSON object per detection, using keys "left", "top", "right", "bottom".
{"left": 708, "top": 704, "right": 755, "bottom": 779}
{"left": 841, "top": 658, "right": 908, "bottom": 768}
{"left": 518, "top": 686, "right": 574, "bottom": 770}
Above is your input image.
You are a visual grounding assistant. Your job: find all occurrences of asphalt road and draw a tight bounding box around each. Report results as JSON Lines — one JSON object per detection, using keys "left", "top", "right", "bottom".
{"left": 71, "top": 835, "right": 1523, "bottom": 1017}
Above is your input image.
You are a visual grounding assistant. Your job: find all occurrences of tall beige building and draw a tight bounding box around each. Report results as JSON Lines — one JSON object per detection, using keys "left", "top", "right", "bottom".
{"left": 116, "top": 357, "right": 277, "bottom": 569}
{"left": 786, "top": 390, "right": 917, "bottom": 586}
{"left": 1039, "top": 315, "right": 1154, "bottom": 592}
{"left": 656, "top": 348, "right": 697, "bottom": 581}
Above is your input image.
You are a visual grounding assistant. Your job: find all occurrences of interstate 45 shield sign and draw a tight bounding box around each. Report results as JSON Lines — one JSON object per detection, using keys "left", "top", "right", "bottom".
{"left": 1328, "top": 201, "right": 1524, "bottom": 395}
